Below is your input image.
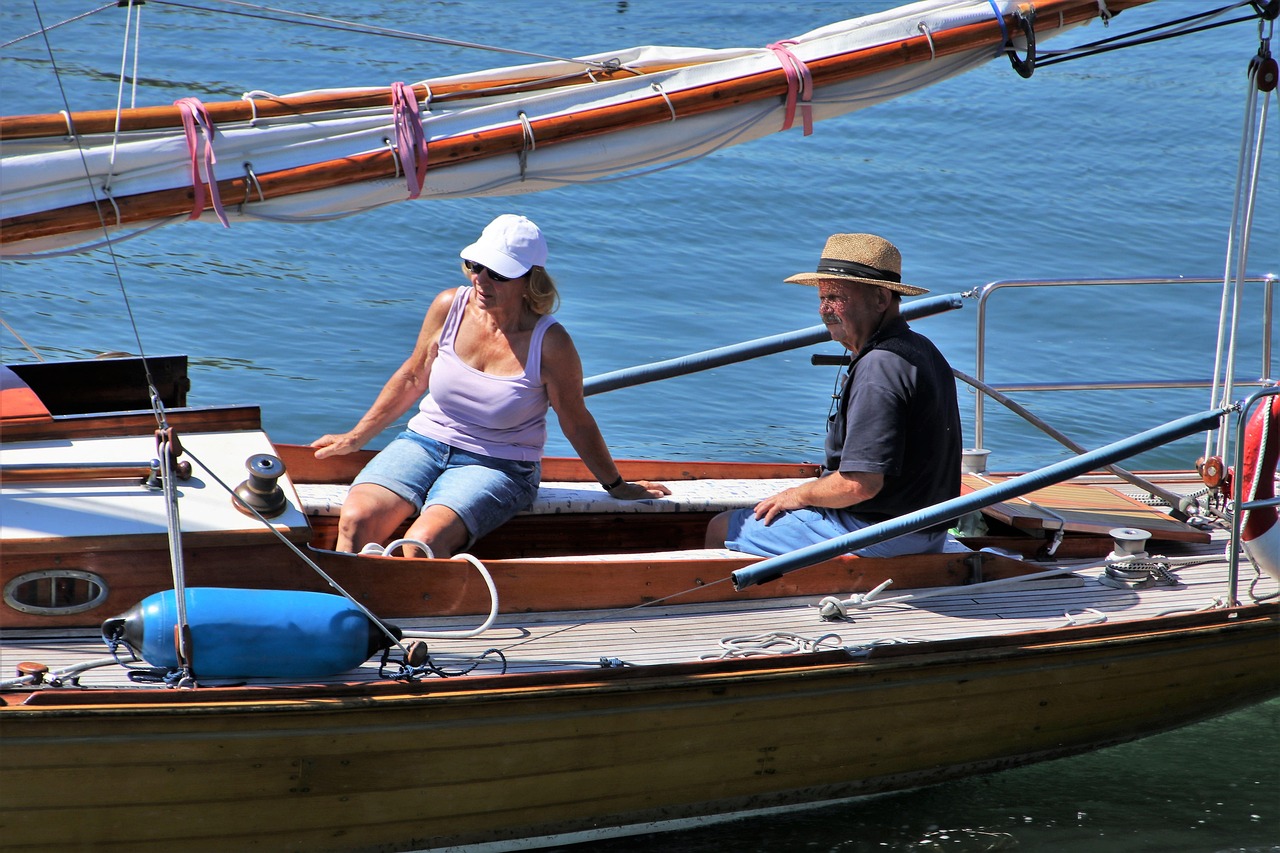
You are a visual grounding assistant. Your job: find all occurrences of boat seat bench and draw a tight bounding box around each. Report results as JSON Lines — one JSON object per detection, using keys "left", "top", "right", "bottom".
{"left": 295, "top": 478, "right": 811, "bottom": 518}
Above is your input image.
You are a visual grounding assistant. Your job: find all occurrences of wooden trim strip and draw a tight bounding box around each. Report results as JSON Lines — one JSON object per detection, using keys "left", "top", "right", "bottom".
{"left": 0, "top": 463, "right": 152, "bottom": 483}
{"left": 0, "top": 405, "right": 263, "bottom": 442}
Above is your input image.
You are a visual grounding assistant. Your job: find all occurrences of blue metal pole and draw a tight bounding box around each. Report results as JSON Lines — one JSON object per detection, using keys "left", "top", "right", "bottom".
{"left": 731, "top": 406, "right": 1231, "bottom": 590}
{"left": 584, "top": 293, "right": 964, "bottom": 396}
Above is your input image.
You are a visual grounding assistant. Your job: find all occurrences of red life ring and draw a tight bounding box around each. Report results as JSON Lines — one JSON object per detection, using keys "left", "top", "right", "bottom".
{"left": 1241, "top": 394, "right": 1280, "bottom": 582}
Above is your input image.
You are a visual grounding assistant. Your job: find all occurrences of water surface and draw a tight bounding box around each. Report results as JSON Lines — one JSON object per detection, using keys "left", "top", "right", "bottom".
{"left": 1, "top": 2, "right": 1276, "bottom": 850}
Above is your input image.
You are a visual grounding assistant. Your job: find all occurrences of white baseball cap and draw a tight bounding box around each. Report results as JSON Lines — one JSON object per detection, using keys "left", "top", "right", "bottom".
{"left": 459, "top": 214, "right": 548, "bottom": 279}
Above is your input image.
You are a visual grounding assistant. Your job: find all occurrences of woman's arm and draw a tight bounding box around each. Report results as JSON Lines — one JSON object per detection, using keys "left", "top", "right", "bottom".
{"left": 311, "top": 288, "right": 457, "bottom": 458}
{"left": 542, "top": 325, "right": 669, "bottom": 500}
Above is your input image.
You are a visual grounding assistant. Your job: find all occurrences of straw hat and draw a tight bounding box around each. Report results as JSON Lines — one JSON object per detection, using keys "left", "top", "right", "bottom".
{"left": 784, "top": 233, "right": 928, "bottom": 296}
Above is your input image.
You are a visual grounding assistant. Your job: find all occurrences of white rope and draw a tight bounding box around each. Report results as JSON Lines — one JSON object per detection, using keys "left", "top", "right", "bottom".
{"left": 383, "top": 136, "right": 402, "bottom": 179}
{"left": 817, "top": 578, "right": 896, "bottom": 619}
{"left": 518, "top": 110, "right": 536, "bottom": 180}
{"left": 702, "top": 630, "right": 843, "bottom": 660}
{"left": 381, "top": 538, "right": 434, "bottom": 558}
{"left": 1155, "top": 597, "right": 1234, "bottom": 617}
{"left": 1059, "top": 608, "right": 1106, "bottom": 627}
{"left": 651, "top": 82, "right": 677, "bottom": 121}
{"left": 400, "top": 553, "right": 501, "bottom": 639}
{"left": 128, "top": 2, "right": 142, "bottom": 108}
{"left": 840, "top": 637, "right": 931, "bottom": 656}
{"left": 240, "top": 91, "right": 263, "bottom": 125}
{"left": 0, "top": 656, "right": 130, "bottom": 690}
{"left": 103, "top": 189, "right": 122, "bottom": 228}
{"left": 917, "top": 21, "right": 936, "bottom": 61}
{"left": 815, "top": 563, "right": 1096, "bottom": 620}
{"left": 106, "top": 1, "right": 142, "bottom": 194}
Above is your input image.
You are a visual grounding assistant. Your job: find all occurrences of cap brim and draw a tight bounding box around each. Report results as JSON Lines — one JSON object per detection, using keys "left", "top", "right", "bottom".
{"left": 459, "top": 243, "right": 529, "bottom": 279}
{"left": 783, "top": 271, "right": 928, "bottom": 296}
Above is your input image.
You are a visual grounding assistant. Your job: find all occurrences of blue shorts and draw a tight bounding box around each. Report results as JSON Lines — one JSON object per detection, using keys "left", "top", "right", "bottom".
{"left": 725, "top": 506, "right": 947, "bottom": 558}
{"left": 352, "top": 430, "right": 540, "bottom": 544}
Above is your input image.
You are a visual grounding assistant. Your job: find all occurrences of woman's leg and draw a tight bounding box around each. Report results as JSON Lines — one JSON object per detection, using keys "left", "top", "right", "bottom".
{"left": 335, "top": 483, "right": 417, "bottom": 552}
{"left": 400, "top": 505, "right": 470, "bottom": 558}
{"left": 410, "top": 453, "right": 539, "bottom": 558}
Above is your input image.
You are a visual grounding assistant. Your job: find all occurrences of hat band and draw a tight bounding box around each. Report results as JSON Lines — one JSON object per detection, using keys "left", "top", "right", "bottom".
{"left": 816, "top": 258, "right": 901, "bottom": 283}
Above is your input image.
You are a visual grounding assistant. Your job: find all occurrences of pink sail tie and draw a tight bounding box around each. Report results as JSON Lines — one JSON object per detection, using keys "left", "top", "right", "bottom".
{"left": 392, "top": 82, "right": 429, "bottom": 199}
{"left": 173, "top": 97, "right": 229, "bottom": 227}
{"left": 767, "top": 41, "right": 814, "bottom": 136}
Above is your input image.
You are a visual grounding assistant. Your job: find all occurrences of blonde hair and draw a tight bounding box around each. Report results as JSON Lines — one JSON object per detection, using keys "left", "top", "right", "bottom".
{"left": 459, "top": 262, "right": 560, "bottom": 315}
{"left": 524, "top": 266, "right": 560, "bottom": 315}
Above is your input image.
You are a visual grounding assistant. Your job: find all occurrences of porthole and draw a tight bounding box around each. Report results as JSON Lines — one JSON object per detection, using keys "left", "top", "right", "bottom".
{"left": 4, "top": 570, "right": 110, "bottom": 616}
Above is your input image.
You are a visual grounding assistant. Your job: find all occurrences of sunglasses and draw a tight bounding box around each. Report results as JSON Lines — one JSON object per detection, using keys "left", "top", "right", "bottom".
{"left": 463, "top": 259, "right": 517, "bottom": 282}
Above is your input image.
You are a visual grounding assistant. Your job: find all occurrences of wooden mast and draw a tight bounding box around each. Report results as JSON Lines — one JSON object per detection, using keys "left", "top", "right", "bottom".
{"left": 0, "top": 0, "right": 1157, "bottom": 249}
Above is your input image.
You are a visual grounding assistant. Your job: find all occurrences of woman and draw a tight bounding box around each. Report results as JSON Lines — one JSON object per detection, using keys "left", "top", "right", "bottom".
{"left": 312, "top": 214, "right": 668, "bottom": 557}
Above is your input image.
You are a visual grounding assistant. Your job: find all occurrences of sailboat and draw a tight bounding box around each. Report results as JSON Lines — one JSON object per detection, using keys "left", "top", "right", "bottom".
{"left": 2, "top": 0, "right": 1277, "bottom": 850}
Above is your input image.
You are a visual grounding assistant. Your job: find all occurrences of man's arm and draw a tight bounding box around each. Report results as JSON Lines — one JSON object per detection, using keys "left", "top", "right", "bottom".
{"left": 753, "top": 470, "right": 884, "bottom": 525}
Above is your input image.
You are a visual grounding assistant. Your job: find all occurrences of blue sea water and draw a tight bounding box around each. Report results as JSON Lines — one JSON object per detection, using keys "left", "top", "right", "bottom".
{"left": 1, "top": 1, "right": 1277, "bottom": 851}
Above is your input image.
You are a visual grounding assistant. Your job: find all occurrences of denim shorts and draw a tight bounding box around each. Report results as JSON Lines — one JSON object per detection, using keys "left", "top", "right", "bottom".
{"left": 725, "top": 505, "right": 946, "bottom": 558}
{"left": 352, "top": 430, "right": 540, "bottom": 544}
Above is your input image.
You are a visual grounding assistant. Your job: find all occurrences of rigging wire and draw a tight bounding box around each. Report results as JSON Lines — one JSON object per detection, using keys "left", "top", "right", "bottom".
{"left": 0, "top": 2, "right": 114, "bottom": 50}
{"left": 144, "top": 0, "right": 629, "bottom": 71}
{"left": 1035, "top": 0, "right": 1266, "bottom": 67}
{"left": 105, "top": 0, "right": 141, "bottom": 193}
{"left": 30, "top": 0, "right": 195, "bottom": 682}
{"left": 1206, "top": 10, "right": 1275, "bottom": 461}
{"left": 492, "top": 575, "right": 738, "bottom": 657}
{"left": 0, "top": 315, "right": 44, "bottom": 361}
{"left": 28, "top": 1, "right": 158, "bottom": 400}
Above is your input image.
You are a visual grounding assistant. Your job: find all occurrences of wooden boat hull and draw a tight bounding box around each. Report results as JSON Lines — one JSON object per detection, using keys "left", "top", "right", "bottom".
{"left": 2, "top": 606, "right": 1275, "bottom": 851}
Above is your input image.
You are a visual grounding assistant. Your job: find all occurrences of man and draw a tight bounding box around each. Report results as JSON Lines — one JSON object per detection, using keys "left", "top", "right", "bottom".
{"left": 706, "top": 232, "right": 961, "bottom": 557}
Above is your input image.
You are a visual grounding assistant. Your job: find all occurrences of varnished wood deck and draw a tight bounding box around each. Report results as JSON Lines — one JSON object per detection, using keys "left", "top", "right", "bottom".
{"left": 5, "top": 528, "right": 1273, "bottom": 692}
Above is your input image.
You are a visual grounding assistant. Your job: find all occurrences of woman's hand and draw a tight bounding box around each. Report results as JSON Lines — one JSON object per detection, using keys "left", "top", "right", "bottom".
{"left": 607, "top": 480, "right": 671, "bottom": 500}
{"left": 310, "top": 432, "right": 363, "bottom": 459}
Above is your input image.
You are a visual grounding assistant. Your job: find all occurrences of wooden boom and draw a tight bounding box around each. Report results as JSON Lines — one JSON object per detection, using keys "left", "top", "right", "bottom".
{"left": 0, "top": 0, "right": 1157, "bottom": 247}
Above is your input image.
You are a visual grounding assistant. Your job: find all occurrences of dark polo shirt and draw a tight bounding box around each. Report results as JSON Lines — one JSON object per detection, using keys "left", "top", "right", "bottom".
{"left": 825, "top": 315, "right": 961, "bottom": 526}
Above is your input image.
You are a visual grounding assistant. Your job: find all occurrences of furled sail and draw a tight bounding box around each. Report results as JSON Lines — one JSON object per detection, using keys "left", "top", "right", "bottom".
{"left": 0, "top": 0, "right": 1153, "bottom": 256}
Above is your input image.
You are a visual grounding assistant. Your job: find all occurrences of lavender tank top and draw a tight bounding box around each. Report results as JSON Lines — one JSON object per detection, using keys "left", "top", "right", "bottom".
{"left": 409, "top": 287, "right": 558, "bottom": 461}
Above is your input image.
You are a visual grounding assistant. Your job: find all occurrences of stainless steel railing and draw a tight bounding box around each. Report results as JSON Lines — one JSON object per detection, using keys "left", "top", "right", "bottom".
{"left": 971, "top": 275, "right": 1276, "bottom": 452}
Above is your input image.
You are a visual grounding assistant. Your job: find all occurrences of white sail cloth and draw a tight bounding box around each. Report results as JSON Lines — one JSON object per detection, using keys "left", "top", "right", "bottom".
{"left": 0, "top": 0, "right": 1073, "bottom": 256}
